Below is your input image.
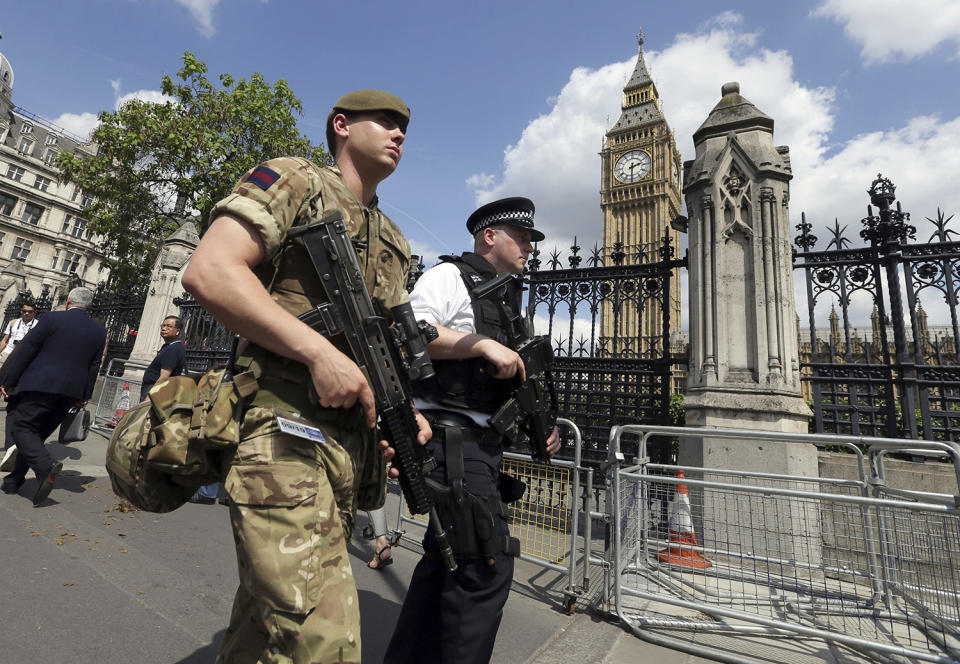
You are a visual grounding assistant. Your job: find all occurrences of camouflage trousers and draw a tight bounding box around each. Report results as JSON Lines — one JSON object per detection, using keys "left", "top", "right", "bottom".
{"left": 216, "top": 406, "right": 361, "bottom": 664}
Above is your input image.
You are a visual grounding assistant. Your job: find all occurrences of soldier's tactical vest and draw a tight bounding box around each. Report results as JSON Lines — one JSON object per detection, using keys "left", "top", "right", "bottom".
{"left": 413, "top": 252, "right": 520, "bottom": 413}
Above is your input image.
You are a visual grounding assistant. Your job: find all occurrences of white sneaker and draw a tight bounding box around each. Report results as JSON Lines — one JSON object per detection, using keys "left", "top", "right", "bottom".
{"left": 0, "top": 445, "right": 17, "bottom": 472}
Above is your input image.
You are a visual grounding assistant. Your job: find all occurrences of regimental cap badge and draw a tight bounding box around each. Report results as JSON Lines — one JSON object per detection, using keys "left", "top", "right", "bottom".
{"left": 466, "top": 196, "right": 544, "bottom": 242}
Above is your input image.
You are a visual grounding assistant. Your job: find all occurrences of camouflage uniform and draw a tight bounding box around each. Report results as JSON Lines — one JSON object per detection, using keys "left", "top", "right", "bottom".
{"left": 209, "top": 157, "right": 411, "bottom": 664}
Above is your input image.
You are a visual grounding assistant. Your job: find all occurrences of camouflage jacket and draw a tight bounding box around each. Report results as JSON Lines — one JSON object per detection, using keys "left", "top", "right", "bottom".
{"left": 211, "top": 158, "right": 412, "bottom": 411}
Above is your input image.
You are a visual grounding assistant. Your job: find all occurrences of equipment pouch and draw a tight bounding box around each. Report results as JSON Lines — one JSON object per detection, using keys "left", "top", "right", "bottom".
{"left": 498, "top": 472, "right": 527, "bottom": 504}
{"left": 431, "top": 487, "right": 519, "bottom": 560}
{"left": 105, "top": 367, "right": 258, "bottom": 513}
{"left": 105, "top": 399, "right": 198, "bottom": 513}
{"left": 146, "top": 367, "right": 256, "bottom": 478}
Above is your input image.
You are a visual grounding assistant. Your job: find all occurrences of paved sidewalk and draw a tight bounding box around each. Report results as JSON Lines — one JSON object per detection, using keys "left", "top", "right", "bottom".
{"left": 0, "top": 409, "right": 717, "bottom": 663}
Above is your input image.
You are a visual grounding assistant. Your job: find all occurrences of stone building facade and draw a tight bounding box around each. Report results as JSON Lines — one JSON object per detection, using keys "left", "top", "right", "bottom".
{"left": 0, "top": 49, "right": 107, "bottom": 309}
{"left": 795, "top": 305, "right": 955, "bottom": 403}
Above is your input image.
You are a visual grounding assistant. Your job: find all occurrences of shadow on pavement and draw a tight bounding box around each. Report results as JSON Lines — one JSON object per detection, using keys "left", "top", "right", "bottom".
{"left": 357, "top": 588, "right": 402, "bottom": 664}
{"left": 174, "top": 630, "right": 225, "bottom": 663}
{"left": 48, "top": 441, "right": 84, "bottom": 462}
{"left": 508, "top": 560, "right": 574, "bottom": 614}
{"left": 5, "top": 471, "right": 97, "bottom": 507}
{"left": 56, "top": 470, "right": 97, "bottom": 492}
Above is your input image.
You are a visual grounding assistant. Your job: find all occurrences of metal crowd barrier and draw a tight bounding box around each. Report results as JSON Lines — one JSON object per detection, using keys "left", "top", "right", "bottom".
{"left": 604, "top": 425, "right": 960, "bottom": 663}
{"left": 90, "top": 358, "right": 146, "bottom": 432}
{"left": 391, "top": 417, "right": 586, "bottom": 610}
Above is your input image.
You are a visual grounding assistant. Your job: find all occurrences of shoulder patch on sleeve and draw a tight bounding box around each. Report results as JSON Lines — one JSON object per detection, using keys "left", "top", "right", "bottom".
{"left": 244, "top": 165, "right": 281, "bottom": 191}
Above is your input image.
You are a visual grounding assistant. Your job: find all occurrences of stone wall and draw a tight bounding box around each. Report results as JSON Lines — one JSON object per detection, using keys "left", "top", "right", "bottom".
{"left": 819, "top": 451, "right": 958, "bottom": 494}
{"left": 817, "top": 451, "right": 958, "bottom": 588}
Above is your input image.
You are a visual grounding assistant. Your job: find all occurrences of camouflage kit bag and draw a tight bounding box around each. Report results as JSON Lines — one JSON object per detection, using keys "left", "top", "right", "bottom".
{"left": 105, "top": 367, "right": 258, "bottom": 512}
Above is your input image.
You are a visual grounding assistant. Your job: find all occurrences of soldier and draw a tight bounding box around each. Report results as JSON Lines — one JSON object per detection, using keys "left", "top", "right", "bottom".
{"left": 384, "top": 197, "right": 561, "bottom": 664}
{"left": 182, "top": 90, "right": 430, "bottom": 664}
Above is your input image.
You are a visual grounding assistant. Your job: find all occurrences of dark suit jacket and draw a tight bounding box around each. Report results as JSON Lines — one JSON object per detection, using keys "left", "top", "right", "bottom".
{"left": 1, "top": 307, "right": 107, "bottom": 400}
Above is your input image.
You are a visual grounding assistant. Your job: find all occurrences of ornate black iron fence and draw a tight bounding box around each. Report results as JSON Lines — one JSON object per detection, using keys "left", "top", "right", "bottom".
{"left": 88, "top": 285, "right": 147, "bottom": 371}
{"left": 526, "top": 230, "right": 686, "bottom": 465}
{"left": 1, "top": 285, "right": 53, "bottom": 331}
{"left": 1, "top": 283, "right": 144, "bottom": 372}
{"left": 172, "top": 293, "right": 235, "bottom": 373}
{"left": 794, "top": 174, "right": 960, "bottom": 441}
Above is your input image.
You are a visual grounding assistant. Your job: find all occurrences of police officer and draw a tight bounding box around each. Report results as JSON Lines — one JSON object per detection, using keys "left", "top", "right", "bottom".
{"left": 384, "top": 197, "right": 561, "bottom": 664}
{"left": 182, "top": 90, "right": 430, "bottom": 664}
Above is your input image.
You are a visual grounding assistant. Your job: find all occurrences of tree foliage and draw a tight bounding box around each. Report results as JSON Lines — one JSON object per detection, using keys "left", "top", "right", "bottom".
{"left": 58, "top": 52, "right": 330, "bottom": 289}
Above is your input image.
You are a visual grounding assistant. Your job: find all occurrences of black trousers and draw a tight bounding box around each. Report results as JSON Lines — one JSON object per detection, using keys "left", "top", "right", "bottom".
{"left": 4, "top": 393, "right": 19, "bottom": 449}
{"left": 3, "top": 391, "right": 74, "bottom": 486}
{"left": 384, "top": 435, "right": 514, "bottom": 664}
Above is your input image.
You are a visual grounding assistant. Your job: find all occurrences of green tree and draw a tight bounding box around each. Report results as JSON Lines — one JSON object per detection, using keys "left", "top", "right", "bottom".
{"left": 59, "top": 52, "right": 330, "bottom": 289}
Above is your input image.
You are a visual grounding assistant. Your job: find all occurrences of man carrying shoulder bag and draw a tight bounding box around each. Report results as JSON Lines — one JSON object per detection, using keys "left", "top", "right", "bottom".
{"left": 0, "top": 287, "right": 106, "bottom": 506}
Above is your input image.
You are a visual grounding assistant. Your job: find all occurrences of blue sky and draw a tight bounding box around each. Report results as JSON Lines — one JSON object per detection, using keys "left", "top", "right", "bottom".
{"left": 3, "top": 0, "right": 959, "bottom": 281}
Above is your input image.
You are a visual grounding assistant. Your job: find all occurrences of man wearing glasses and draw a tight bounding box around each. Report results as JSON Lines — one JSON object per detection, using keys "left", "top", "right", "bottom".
{"left": 0, "top": 303, "right": 38, "bottom": 366}
{"left": 139, "top": 315, "right": 186, "bottom": 402}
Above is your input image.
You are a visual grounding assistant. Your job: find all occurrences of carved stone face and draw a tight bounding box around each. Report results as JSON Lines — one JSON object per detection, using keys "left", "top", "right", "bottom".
{"left": 724, "top": 173, "right": 742, "bottom": 196}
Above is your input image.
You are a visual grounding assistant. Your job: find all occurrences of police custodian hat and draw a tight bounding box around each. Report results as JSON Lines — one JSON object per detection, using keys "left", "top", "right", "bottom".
{"left": 467, "top": 197, "right": 545, "bottom": 242}
{"left": 325, "top": 89, "right": 410, "bottom": 150}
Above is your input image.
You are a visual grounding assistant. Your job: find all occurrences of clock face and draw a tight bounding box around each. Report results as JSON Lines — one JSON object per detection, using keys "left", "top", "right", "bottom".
{"left": 673, "top": 160, "right": 680, "bottom": 189}
{"left": 614, "top": 149, "right": 651, "bottom": 183}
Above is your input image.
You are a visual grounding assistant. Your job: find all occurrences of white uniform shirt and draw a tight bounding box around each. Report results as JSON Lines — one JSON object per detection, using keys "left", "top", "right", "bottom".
{"left": 1, "top": 316, "right": 38, "bottom": 355}
{"left": 409, "top": 261, "right": 491, "bottom": 426}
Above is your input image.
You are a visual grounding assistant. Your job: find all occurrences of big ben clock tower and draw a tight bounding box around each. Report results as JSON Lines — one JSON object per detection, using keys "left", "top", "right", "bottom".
{"left": 600, "top": 30, "right": 682, "bottom": 355}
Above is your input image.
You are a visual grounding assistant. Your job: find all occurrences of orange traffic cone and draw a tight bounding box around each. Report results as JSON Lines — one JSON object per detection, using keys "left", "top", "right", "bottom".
{"left": 109, "top": 381, "right": 131, "bottom": 428}
{"left": 657, "top": 470, "right": 712, "bottom": 569}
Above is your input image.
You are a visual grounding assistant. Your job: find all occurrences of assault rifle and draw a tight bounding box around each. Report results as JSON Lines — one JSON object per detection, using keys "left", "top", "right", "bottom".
{"left": 288, "top": 210, "right": 457, "bottom": 570}
{"left": 471, "top": 274, "right": 559, "bottom": 461}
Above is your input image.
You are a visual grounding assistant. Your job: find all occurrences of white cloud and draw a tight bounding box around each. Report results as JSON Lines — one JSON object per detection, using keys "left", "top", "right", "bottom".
{"left": 51, "top": 112, "right": 99, "bottom": 140}
{"left": 793, "top": 115, "right": 960, "bottom": 240}
{"left": 467, "top": 58, "right": 630, "bottom": 256}
{"left": 465, "top": 172, "right": 496, "bottom": 190}
{"left": 467, "top": 15, "right": 835, "bottom": 258}
{"left": 793, "top": 114, "right": 960, "bottom": 327}
{"left": 531, "top": 313, "right": 595, "bottom": 353}
{"left": 814, "top": 0, "right": 960, "bottom": 63}
{"left": 48, "top": 82, "right": 174, "bottom": 139}
{"left": 470, "top": 13, "right": 960, "bottom": 333}
{"left": 115, "top": 88, "right": 173, "bottom": 109}
{"left": 173, "top": 0, "right": 220, "bottom": 38}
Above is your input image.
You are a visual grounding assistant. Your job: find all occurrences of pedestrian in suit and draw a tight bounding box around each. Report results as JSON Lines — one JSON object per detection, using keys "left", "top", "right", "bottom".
{"left": 0, "top": 287, "right": 106, "bottom": 505}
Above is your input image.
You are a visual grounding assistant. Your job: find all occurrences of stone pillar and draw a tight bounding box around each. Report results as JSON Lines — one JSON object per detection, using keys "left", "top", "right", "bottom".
{"left": 681, "top": 82, "right": 815, "bottom": 564}
{"left": 0, "top": 260, "right": 27, "bottom": 312}
{"left": 123, "top": 222, "right": 199, "bottom": 381}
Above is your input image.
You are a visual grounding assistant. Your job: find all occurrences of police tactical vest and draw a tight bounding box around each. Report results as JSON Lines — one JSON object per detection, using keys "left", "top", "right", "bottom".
{"left": 414, "top": 252, "right": 521, "bottom": 413}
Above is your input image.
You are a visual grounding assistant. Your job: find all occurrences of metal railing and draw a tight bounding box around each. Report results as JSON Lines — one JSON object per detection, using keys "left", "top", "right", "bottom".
{"left": 603, "top": 424, "right": 960, "bottom": 663}
{"left": 90, "top": 358, "right": 146, "bottom": 432}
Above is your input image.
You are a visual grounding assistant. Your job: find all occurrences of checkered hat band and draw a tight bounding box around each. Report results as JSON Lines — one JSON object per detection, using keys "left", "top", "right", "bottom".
{"left": 474, "top": 210, "right": 534, "bottom": 232}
